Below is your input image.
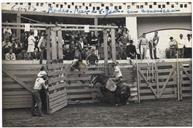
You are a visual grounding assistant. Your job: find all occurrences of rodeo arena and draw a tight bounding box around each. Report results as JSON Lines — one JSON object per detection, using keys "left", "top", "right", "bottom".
{"left": 1, "top": 1, "right": 192, "bottom": 127}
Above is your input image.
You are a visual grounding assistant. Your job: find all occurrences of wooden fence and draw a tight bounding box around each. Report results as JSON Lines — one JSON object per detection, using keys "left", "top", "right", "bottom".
{"left": 2, "top": 59, "right": 192, "bottom": 109}
{"left": 136, "top": 60, "right": 192, "bottom": 101}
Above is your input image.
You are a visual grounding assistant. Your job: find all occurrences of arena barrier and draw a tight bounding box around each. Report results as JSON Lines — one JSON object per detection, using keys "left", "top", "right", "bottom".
{"left": 2, "top": 59, "right": 191, "bottom": 111}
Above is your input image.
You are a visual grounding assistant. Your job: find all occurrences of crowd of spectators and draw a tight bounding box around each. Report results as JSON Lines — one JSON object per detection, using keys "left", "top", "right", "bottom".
{"left": 2, "top": 24, "right": 192, "bottom": 62}
{"left": 2, "top": 25, "right": 138, "bottom": 63}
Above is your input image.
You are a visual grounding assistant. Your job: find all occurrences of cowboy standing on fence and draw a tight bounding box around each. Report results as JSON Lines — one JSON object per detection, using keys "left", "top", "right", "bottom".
{"left": 32, "top": 66, "right": 48, "bottom": 117}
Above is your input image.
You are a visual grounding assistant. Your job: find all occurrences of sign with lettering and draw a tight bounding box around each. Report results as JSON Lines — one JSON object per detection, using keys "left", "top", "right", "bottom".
{"left": 84, "top": 25, "right": 90, "bottom": 33}
{"left": 24, "top": 24, "right": 30, "bottom": 31}
{"left": 2, "top": 3, "right": 187, "bottom": 16}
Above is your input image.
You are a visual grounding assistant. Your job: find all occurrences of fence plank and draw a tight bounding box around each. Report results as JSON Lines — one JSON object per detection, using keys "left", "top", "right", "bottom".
{"left": 51, "top": 30, "right": 57, "bottom": 60}
{"left": 2, "top": 69, "right": 33, "bottom": 93}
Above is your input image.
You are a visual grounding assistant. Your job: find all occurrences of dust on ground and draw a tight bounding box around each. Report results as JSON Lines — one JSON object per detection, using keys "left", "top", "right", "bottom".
{"left": 3, "top": 98, "right": 192, "bottom": 127}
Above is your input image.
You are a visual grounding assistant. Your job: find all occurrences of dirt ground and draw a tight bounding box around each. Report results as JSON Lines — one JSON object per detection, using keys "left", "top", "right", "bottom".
{"left": 3, "top": 98, "right": 192, "bottom": 127}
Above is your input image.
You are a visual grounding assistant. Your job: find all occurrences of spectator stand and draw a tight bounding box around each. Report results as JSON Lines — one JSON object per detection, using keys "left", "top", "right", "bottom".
{"left": 2, "top": 22, "right": 118, "bottom": 113}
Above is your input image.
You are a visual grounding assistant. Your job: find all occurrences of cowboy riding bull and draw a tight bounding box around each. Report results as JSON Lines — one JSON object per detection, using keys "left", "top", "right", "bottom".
{"left": 90, "top": 62, "right": 130, "bottom": 106}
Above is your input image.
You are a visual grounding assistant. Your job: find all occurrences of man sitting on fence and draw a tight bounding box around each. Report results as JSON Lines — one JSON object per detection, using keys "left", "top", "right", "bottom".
{"left": 86, "top": 48, "right": 99, "bottom": 65}
{"left": 32, "top": 66, "right": 48, "bottom": 117}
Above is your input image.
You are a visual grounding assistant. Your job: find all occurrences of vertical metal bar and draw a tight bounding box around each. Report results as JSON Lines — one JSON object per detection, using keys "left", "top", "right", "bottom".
{"left": 111, "top": 28, "right": 116, "bottom": 63}
{"left": 103, "top": 29, "right": 108, "bottom": 75}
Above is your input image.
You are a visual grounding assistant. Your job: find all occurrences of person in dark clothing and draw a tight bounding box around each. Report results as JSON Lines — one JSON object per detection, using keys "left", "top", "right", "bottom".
{"left": 184, "top": 34, "right": 192, "bottom": 58}
{"left": 89, "top": 31, "right": 98, "bottom": 48}
{"left": 86, "top": 48, "right": 99, "bottom": 65}
{"left": 149, "top": 31, "right": 159, "bottom": 59}
{"left": 126, "top": 40, "right": 137, "bottom": 59}
{"left": 17, "top": 49, "right": 28, "bottom": 60}
{"left": 31, "top": 47, "right": 41, "bottom": 60}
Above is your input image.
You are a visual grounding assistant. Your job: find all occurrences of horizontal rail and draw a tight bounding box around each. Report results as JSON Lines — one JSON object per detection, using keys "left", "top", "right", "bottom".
{"left": 2, "top": 22, "right": 118, "bottom": 29}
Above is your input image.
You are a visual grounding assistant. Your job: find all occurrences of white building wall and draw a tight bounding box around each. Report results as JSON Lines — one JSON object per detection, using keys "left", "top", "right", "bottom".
{"left": 137, "top": 16, "right": 192, "bottom": 37}
{"left": 126, "top": 17, "right": 138, "bottom": 45}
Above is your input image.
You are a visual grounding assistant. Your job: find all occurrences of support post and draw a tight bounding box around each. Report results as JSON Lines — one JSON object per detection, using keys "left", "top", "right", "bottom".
{"left": 46, "top": 27, "right": 51, "bottom": 64}
{"left": 179, "top": 65, "right": 183, "bottom": 100}
{"left": 111, "top": 28, "right": 116, "bottom": 63}
{"left": 16, "top": 12, "right": 21, "bottom": 43}
{"left": 51, "top": 28, "right": 57, "bottom": 60}
{"left": 94, "top": 18, "right": 98, "bottom": 36}
{"left": 103, "top": 29, "right": 108, "bottom": 75}
{"left": 136, "top": 60, "right": 141, "bottom": 103}
{"left": 57, "top": 27, "right": 63, "bottom": 61}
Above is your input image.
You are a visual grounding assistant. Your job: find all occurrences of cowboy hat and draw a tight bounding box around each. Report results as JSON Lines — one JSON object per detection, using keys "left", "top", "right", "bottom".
{"left": 37, "top": 71, "right": 47, "bottom": 77}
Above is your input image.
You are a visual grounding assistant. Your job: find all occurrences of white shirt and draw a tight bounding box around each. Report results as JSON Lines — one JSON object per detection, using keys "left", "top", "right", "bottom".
{"left": 80, "top": 41, "right": 84, "bottom": 49}
{"left": 3, "top": 28, "right": 12, "bottom": 35}
{"left": 114, "top": 66, "right": 123, "bottom": 78}
{"left": 139, "top": 37, "right": 148, "bottom": 45}
{"left": 28, "top": 35, "right": 36, "bottom": 45}
{"left": 169, "top": 40, "right": 177, "bottom": 47}
{"left": 33, "top": 77, "right": 46, "bottom": 90}
{"left": 185, "top": 39, "right": 192, "bottom": 48}
{"left": 5, "top": 53, "right": 16, "bottom": 60}
{"left": 177, "top": 38, "right": 186, "bottom": 49}
{"left": 38, "top": 36, "right": 44, "bottom": 49}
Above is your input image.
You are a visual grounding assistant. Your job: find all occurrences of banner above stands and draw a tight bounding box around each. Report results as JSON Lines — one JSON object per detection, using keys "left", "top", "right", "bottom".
{"left": 2, "top": 2, "right": 191, "bottom": 16}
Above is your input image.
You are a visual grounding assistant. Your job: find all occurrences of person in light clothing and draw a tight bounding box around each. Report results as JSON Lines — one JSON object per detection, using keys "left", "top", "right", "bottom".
{"left": 32, "top": 66, "right": 47, "bottom": 116}
{"left": 169, "top": 37, "right": 177, "bottom": 58}
{"left": 27, "top": 31, "right": 36, "bottom": 59}
{"left": 149, "top": 31, "right": 159, "bottom": 59}
{"left": 106, "top": 62, "right": 123, "bottom": 92}
{"left": 5, "top": 48, "right": 16, "bottom": 60}
{"left": 139, "top": 33, "right": 149, "bottom": 59}
{"left": 177, "top": 34, "right": 186, "bottom": 58}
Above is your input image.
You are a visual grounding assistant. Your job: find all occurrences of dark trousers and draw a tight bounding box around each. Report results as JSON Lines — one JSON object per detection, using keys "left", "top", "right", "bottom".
{"left": 184, "top": 48, "right": 192, "bottom": 58}
{"left": 149, "top": 46, "right": 157, "bottom": 59}
{"left": 32, "top": 91, "right": 43, "bottom": 116}
{"left": 169, "top": 48, "right": 177, "bottom": 58}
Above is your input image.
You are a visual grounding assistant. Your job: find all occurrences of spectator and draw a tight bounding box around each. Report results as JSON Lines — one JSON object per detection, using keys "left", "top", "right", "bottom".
{"left": 89, "top": 31, "right": 98, "bottom": 49}
{"left": 169, "top": 37, "right": 177, "bottom": 58}
{"left": 27, "top": 31, "right": 36, "bottom": 59}
{"left": 32, "top": 47, "right": 41, "bottom": 60}
{"left": 139, "top": 33, "right": 148, "bottom": 59}
{"left": 126, "top": 40, "right": 137, "bottom": 59}
{"left": 63, "top": 45, "right": 74, "bottom": 60}
{"left": 78, "top": 37, "right": 84, "bottom": 50}
{"left": 149, "top": 31, "right": 159, "bottom": 59}
{"left": 177, "top": 34, "right": 186, "bottom": 58}
{"left": 3, "top": 38, "right": 12, "bottom": 52}
{"left": 184, "top": 34, "right": 192, "bottom": 58}
{"left": 12, "top": 38, "right": 22, "bottom": 55}
{"left": 38, "top": 32, "right": 47, "bottom": 60}
{"left": 17, "top": 49, "right": 28, "bottom": 60}
{"left": 5, "top": 48, "right": 16, "bottom": 60}
{"left": 86, "top": 48, "right": 99, "bottom": 65}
